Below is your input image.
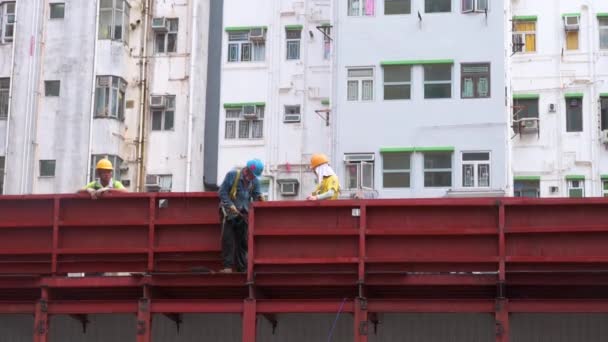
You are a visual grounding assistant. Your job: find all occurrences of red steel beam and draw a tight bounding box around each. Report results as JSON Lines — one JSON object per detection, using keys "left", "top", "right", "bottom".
{"left": 508, "top": 300, "right": 608, "bottom": 313}
{"left": 150, "top": 300, "right": 243, "bottom": 313}
{"left": 366, "top": 299, "right": 496, "bottom": 313}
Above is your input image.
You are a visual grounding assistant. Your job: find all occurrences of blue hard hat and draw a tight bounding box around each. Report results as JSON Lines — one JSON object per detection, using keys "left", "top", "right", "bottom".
{"left": 246, "top": 159, "right": 264, "bottom": 177}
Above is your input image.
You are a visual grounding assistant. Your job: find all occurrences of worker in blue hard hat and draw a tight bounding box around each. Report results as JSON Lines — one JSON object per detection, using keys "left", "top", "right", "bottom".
{"left": 218, "top": 158, "right": 265, "bottom": 273}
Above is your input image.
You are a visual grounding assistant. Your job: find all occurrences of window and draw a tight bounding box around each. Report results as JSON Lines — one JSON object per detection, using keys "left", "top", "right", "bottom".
{"left": 0, "top": 78, "right": 9, "bottom": 119}
{"left": 383, "top": 65, "right": 411, "bottom": 100}
{"left": 286, "top": 28, "right": 301, "bottom": 60}
{"left": 98, "top": 0, "right": 130, "bottom": 42}
{"left": 155, "top": 18, "right": 178, "bottom": 53}
{"left": 224, "top": 105, "right": 265, "bottom": 140}
{"left": 601, "top": 96, "right": 608, "bottom": 130}
{"left": 462, "top": 152, "right": 490, "bottom": 188}
{"left": 425, "top": 0, "right": 451, "bottom": 13}
{"left": 347, "top": 68, "right": 374, "bottom": 101}
{"left": 151, "top": 95, "right": 175, "bottom": 131}
{"left": 424, "top": 64, "right": 452, "bottom": 99}
{"left": 322, "top": 26, "right": 331, "bottom": 59}
{"left": 146, "top": 174, "right": 172, "bottom": 192}
{"left": 424, "top": 152, "right": 452, "bottom": 187}
{"left": 514, "top": 180, "right": 539, "bottom": 197}
{"left": 602, "top": 179, "right": 608, "bottom": 197}
{"left": 0, "top": 156, "right": 4, "bottom": 194}
{"left": 44, "top": 80, "right": 60, "bottom": 97}
{"left": 513, "top": 98, "right": 539, "bottom": 120}
{"left": 345, "top": 154, "right": 374, "bottom": 190}
{"left": 284, "top": 105, "right": 301, "bottom": 123}
{"left": 348, "top": 0, "right": 374, "bottom": 16}
{"left": 462, "top": 0, "right": 487, "bottom": 13}
{"left": 600, "top": 18, "right": 608, "bottom": 50}
{"left": 227, "top": 29, "right": 266, "bottom": 62}
{"left": 277, "top": 179, "right": 299, "bottom": 196}
{"left": 90, "top": 154, "right": 123, "bottom": 182}
{"left": 566, "top": 96, "right": 582, "bottom": 132}
{"left": 382, "top": 152, "right": 410, "bottom": 188}
{"left": 94, "top": 76, "right": 127, "bottom": 120}
{"left": 513, "top": 20, "right": 536, "bottom": 53}
{"left": 0, "top": 2, "right": 15, "bottom": 44}
{"left": 566, "top": 31, "right": 579, "bottom": 50}
{"left": 568, "top": 179, "right": 584, "bottom": 198}
{"left": 385, "top": 0, "right": 410, "bottom": 15}
{"left": 50, "top": 3, "right": 65, "bottom": 19}
{"left": 39, "top": 160, "right": 56, "bottom": 177}
{"left": 461, "top": 63, "right": 490, "bottom": 98}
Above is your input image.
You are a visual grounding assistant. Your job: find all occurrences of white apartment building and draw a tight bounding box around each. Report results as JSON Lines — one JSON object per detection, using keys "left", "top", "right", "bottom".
{"left": 0, "top": 0, "right": 209, "bottom": 195}
{"left": 211, "top": 0, "right": 333, "bottom": 200}
{"left": 511, "top": 0, "right": 608, "bottom": 198}
{"left": 332, "top": 0, "right": 509, "bottom": 198}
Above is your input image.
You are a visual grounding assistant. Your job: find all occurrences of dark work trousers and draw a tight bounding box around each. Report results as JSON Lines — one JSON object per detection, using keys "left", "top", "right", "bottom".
{"left": 221, "top": 217, "right": 249, "bottom": 272}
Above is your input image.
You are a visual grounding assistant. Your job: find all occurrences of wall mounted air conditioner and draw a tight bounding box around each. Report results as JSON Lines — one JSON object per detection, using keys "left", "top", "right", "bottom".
{"left": 151, "top": 17, "right": 168, "bottom": 32}
{"left": 242, "top": 105, "right": 258, "bottom": 119}
{"left": 150, "top": 95, "right": 165, "bottom": 108}
{"left": 563, "top": 15, "right": 580, "bottom": 31}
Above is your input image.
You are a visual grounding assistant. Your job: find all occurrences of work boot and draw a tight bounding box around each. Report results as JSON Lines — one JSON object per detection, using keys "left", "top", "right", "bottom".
{"left": 219, "top": 268, "right": 233, "bottom": 274}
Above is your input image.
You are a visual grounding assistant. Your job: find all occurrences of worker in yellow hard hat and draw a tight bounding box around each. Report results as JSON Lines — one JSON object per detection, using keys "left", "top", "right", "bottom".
{"left": 307, "top": 153, "right": 340, "bottom": 200}
{"left": 80, "top": 158, "right": 126, "bottom": 199}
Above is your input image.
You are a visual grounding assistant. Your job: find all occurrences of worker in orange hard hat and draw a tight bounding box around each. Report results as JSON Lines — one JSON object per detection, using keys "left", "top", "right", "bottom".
{"left": 307, "top": 153, "right": 340, "bottom": 200}
{"left": 79, "top": 158, "right": 127, "bottom": 199}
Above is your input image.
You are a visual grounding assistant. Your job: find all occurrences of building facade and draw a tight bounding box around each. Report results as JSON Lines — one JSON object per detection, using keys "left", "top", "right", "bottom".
{"left": 511, "top": 0, "right": 608, "bottom": 198}
{"left": 0, "top": 0, "right": 209, "bottom": 194}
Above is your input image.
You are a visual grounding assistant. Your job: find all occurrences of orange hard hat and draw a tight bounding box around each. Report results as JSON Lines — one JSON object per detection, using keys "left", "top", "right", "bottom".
{"left": 310, "top": 154, "right": 329, "bottom": 169}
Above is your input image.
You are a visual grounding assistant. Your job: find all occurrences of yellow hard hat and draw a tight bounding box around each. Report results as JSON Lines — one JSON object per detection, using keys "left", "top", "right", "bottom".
{"left": 96, "top": 159, "right": 114, "bottom": 170}
{"left": 310, "top": 154, "right": 329, "bottom": 169}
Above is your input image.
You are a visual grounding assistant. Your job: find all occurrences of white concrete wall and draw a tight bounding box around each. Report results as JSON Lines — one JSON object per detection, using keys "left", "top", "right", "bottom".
{"left": 334, "top": 0, "right": 508, "bottom": 198}
{"left": 511, "top": 0, "right": 608, "bottom": 197}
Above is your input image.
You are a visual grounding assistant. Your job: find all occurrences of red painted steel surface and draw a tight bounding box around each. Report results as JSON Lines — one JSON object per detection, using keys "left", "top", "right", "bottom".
{"left": 2, "top": 194, "right": 608, "bottom": 341}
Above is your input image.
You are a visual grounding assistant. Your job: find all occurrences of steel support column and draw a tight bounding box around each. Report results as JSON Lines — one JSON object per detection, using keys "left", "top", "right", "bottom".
{"left": 496, "top": 201, "right": 509, "bottom": 342}
{"left": 33, "top": 287, "right": 48, "bottom": 342}
{"left": 354, "top": 297, "right": 368, "bottom": 342}
{"left": 242, "top": 299, "right": 256, "bottom": 342}
{"left": 137, "top": 287, "right": 151, "bottom": 342}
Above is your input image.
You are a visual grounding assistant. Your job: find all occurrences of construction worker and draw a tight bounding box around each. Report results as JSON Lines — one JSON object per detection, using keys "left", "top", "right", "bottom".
{"left": 307, "top": 153, "right": 340, "bottom": 200}
{"left": 80, "top": 159, "right": 126, "bottom": 199}
{"left": 218, "top": 159, "right": 265, "bottom": 273}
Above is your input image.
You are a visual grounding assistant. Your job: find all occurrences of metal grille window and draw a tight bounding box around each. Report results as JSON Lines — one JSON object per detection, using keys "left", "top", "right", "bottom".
{"left": 513, "top": 21, "right": 536, "bottom": 53}
{"left": 0, "top": 78, "right": 9, "bottom": 119}
{"left": 39, "top": 160, "right": 56, "bottom": 177}
{"left": 514, "top": 180, "right": 539, "bottom": 198}
{"left": 155, "top": 18, "right": 178, "bottom": 53}
{"left": 151, "top": 95, "right": 175, "bottom": 131}
{"left": 424, "top": 64, "right": 452, "bottom": 99}
{"left": 383, "top": 65, "right": 411, "bottom": 100}
{"left": 382, "top": 152, "right": 410, "bottom": 188}
{"left": 385, "top": 0, "right": 410, "bottom": 14}
{"left": 424, "top": 152, "right": 452, "bottom": 187}
{"left": 461, "top": 63, "right": 490, "bottom": 98}
{"left": 566, "top": 97, "right": 583, "bottom": 132}
{"left": 348, "top": 0, "right": 374, "bottom": 16}
{"left": 94, "top": 76, "right": 126, "bottom": 120}
{"left": 462, "top": 152, "right": 490, "bottom": 188}
{"left": 0, "top": 156, "right": 4, "bottom": 194}
{"left": 600, "top": 18, "right": 608, "bottom": 50}
{"left": 98, "top": 0, "right": 130, "bottom": 42}
{"left": 601, "top": 97, "right": 608, "bottom": 130}
{"left": 44, "top": 80, "right": 60, "bottom": 97}
{"left": 347, "top": 68, "right": 374, "bottom": 101}
{"left": 227, "top": 30, "right": 265, "bottom": 62}
{"left": 0, "top": 2, "right": 15, "bottom": 44}
{"left": 224, "top": 106, "right": 265, "bottom": 140}
{"left": 602, "top": 180, "right": 608, "bottom": 197}
{"left": 462, "top": 0, "right": 488, "bottom": 13}
{"left": 286, "top": 29, "right": 301, "bottom": 60}
{"left": 50, "top": 3, "right": 65, "bottom": 19}
{"left": 90, "top": 155, "right": 123, "bottom": 182}
{"left": 425, "top": 0, "right": 451, "bottom": 13}
{"left": 568, "top": 180, "right": 584, "bottom": 198}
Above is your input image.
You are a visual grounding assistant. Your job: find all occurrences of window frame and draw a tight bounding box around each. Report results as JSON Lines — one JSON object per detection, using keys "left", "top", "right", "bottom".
{"left": 151, "top": 95, "right": 176, "bottom": 131}
{"left": 286, "top": 28, "right": 301, "bottom": 61}
{"left": 348, "top": 0, "right": 375, "bottom": 17}
{"left": 49, "top": 3, "right": 65, "bottom": 19}
{"left": 0, "top": 77, "right": 9, "bottom": 119}
{"left": 98, "top": 0, "right": 130, "bottom": 43}
{"left": 424, "top": 64, "right": 452, "bottom": 99}
{"left": 600, "top": 18, "right": 608, "bottom": 50}
{"left": 601, "top": 96, "right": 608, "bottom": 131}
{"left": 425, "top": 0, "right": 451, "bottom": 13}
{"left": 227, "top": 29, "right": 266, "bottom": 63}
{"left": 384, "top": 0, "right": 411, "bottom": 15}
{"left": 462, "top": 0, "right": 488, "bottom": 13}
{"left": 565, "top": 96, "right": 583, "bottom": 132}
{"left": 602, "top": 179, "right": 608, "bottom": 197}
{"left": 347, "top": 67, "right": 374, "bottom": 102}
{"left": 44, "top": 80, "right": 61, "bottom": 97}
{"left": 0, "top": 156, "right": 4, "bottom": 194}
{"left": 224, "top": 105, "right": 265, "bottom": 140}
{"left": 154, "top": 18, "right": 178, "bottom": 54}
{"left": 460, "top": 63, "right": 490, "bottom": 99}
{"left": 383, "top": 65, "right": 411, "bottom": 100}
{"left": 344, "top": 153, "right": 375, "bottom": 191}
{"left": 512, "top": 20, "right": 537, "bottom": 53}
{"left": 147, "top": 174, "right": 173, "bottom": 192}
{"left": 94, "top": 76, "right": 127, "bottom": 121}
{"left": 381, "top": 152, "right": 411, "bottom": 188}
{"left": 0, "top": 2, "right": 16, "bottom": 44}
{"left": 283, "top": 105, "right": 301, "bottom": 123}
{"left": 423, "top": 152, "right": 453, "bottom": 188}
{"left": 39, "top": 160, "right": 56, "bottom": 178}
{"left": 565, "top": 30, "right": 579, "bottom": 51}
{"left": 567, "top": 179, "right": 584, "bottom": 198}
{"left": 514, "top": 179, "right": 540, "bottom": 198}
{"left": 461, "top": 152, "right": 490, "bottom": 188}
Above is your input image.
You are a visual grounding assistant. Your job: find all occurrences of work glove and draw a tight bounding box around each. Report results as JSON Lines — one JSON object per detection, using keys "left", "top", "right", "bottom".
{"left": 228, "top": 205, "right": 240, "bottom": 216}
{"left": 87, "top": 188, "right": 98, "bottom": 200}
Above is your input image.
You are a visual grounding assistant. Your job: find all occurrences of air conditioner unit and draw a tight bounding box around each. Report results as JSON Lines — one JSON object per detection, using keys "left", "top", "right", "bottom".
{"left": 284, "top": 113, "right": 301, "bottom": 123}
{"left": 242, "top": 105, "right": 258, "bottom": 119}
{"left": 144, "top": 175, "right": 160, "bottom": 190}
{"left": 150, "top": 95, "right": 165, "bottom": 108}
{"left": 97, "top": 76, "right": 111, "bottom": 87}
{"left": 277, "top": 179, "right": 299, "bottom": 196}
{"left": 563, "top": 15, "right": 580, "bottom": 31}
{"left": 601, "top": 130, "right": 608, "bottom": 144}
{"left": 520, "top": 118, "right": 539, "bottom": 131}
{"left": 550, "top": 186, "right": 559, "bottom": 193}
{"left": 151, "top": 17, "right": 168, "bottom": 32}
{"left": 249, "top": 28, "right": 266, "bottom": 40}
{"left": 344, "top": 153, "right": 375, "bottom": 162}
